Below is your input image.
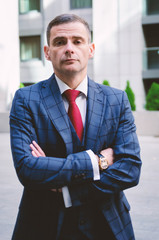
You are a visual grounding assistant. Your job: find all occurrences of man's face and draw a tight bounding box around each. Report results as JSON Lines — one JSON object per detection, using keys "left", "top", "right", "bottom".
{"left": 44, "top": 22, "right": 95, "bottom": 79}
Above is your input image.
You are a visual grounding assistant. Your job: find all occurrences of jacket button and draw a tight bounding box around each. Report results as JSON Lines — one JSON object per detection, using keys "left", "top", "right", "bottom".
{"left": 81, "top": 146, "right": 85, "bottom": 151}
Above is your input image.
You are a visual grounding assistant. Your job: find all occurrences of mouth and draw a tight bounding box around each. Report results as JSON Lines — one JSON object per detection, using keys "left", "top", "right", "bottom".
{"left": 64, "top": 59, "right": 77, "bottom": 63}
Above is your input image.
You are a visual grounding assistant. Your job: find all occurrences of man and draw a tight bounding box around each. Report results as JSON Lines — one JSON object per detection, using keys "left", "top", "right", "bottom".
{"left": 10, "top": 14, "right": 141, "bottom": 240}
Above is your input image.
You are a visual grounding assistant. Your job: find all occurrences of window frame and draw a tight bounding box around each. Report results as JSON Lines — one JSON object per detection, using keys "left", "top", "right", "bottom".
{"left": 19, "top": 0, "right": 41, "bottom": 14}
{"left": 20, "top": 35, "right": 42, "bottom": 62}
{"left": 70, "top": 0, "right": 92, "bottom": 9}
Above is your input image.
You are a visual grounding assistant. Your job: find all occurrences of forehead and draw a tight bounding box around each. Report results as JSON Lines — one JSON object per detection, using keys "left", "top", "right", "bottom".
{"left": 50, "top": 22, "right": 89, "bottom": 39}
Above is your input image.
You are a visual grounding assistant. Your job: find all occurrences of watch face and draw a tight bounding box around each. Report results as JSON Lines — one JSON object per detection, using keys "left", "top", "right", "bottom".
{"left": 98, "top": 154, "right": 108, "bottom": 170}
{"left": 101, "top": 158, "right": 108, "bottom": 169}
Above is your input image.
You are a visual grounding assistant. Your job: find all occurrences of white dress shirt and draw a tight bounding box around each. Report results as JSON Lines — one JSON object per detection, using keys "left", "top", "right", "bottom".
{"left": 55, "top": 75, "right": 100, "bottom": 207}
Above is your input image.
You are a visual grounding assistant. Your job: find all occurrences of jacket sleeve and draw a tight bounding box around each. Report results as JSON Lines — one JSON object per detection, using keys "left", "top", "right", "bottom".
{"left": 95, "top": 91, "right": 142, "bottom": 193}
{"left": 68, "top": 91, "right": 142, "bottom": 205}
{"left": 10, "top": 89, "right": 94, "bottom": 190}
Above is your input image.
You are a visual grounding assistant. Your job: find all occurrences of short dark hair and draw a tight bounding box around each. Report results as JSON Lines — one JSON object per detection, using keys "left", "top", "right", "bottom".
{"left": 46, "top": 14, "right": 91, "bottom": 45}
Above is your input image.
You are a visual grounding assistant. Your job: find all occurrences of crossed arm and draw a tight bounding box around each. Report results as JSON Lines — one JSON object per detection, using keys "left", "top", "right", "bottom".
{"left": 30, "top": 141, "right": 114, "bottom": 165}
{"left": 10, "top": 88, "right": 141, "bottom": 197}
{"left": 30, "top": 141, "right": 114, "bottom": 192}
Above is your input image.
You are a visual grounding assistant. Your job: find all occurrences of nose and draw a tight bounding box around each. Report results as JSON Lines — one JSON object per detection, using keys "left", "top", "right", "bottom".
{"left": 65, "top": 40, "right": 74, "bottom": 54}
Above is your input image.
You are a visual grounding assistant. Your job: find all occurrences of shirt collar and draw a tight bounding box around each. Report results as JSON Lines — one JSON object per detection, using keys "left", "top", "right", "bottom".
{"left": 55, "top": 75, "right": 88, "bottom": 97}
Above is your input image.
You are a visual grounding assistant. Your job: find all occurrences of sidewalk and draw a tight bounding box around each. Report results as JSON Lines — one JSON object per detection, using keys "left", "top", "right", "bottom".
{"left": 0, "top": 133, "right": 159, "bottom": 240}
{"left": 126, "top": 136, "right": 159, "bottom": 239}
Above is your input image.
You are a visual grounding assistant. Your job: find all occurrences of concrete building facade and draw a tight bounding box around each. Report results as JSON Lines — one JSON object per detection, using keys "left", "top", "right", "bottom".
{"left": 0, "top": 0, "right": 20, "bottom": 111}
{"left": 93, "top": 0, "right": 145, "bottom": 110}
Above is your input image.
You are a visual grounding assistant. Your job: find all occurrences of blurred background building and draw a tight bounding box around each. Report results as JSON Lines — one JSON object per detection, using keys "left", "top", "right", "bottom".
{"left": 0, "top": 0, "right": 159, "bottom": 132}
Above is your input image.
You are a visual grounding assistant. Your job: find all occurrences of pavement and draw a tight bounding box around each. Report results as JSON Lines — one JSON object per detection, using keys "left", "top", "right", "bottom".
{"left": 0, "top": 133, "right": 159, "bottom": 240}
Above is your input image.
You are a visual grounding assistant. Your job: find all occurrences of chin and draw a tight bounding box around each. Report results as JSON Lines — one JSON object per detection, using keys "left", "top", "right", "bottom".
{"left": 63, "top": 67, "right": 79, "bottom": 74}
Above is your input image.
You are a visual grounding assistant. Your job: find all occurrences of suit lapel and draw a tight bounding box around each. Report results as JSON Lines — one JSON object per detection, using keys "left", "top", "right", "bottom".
{"left": 41, "top": 74, "right": 73, "bottom": 154}
{"left": 85, "top": 78, "right": 107, "bottom": 152}
{"left": 40, "top": 75, "right": 107, "bottom": 154}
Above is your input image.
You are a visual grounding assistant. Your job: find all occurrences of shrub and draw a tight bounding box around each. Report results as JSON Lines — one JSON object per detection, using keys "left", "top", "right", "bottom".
{"left": 102, "top": 80, "right": 110, "bottom": 86}
{"left": 19, "top": 82, "right": 25, "bottom": 88}
{"left": 145, "top": 82, "right": 159, "bottom": 110}
{"left": 125, "top": 80, "right": 136, "bottom": 111}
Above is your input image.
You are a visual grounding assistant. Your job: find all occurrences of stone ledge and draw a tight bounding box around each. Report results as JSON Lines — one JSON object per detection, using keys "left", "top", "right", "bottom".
{"left": 133, "top": 111, "right": 159, "bottom": 137}
{"left": 0, "top": 112, "right": 9, "bottom": 132}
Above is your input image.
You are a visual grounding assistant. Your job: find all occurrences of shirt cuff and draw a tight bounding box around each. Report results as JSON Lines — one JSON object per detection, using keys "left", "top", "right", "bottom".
{"left": 86, "top": 150, "right": 100, "bottom": 181}
{"left": 62, "top": 186, "right": 72, "bottom": 208}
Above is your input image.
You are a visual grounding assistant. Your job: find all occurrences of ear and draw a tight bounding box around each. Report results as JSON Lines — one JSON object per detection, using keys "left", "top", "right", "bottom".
{"left": 88, "top": 43, "right": 95, "bottom": 59}
{"left": 44, "top": 45, "right": 51, "bottom": 61}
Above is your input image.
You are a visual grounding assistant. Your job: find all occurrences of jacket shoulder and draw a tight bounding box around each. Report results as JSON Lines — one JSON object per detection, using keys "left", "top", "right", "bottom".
{"left": 19, "top": 79, "right": 47, "bottom": 92}
{"left": 13, "top": 76, "right": 53, "bottom": 100}
{"left": 97, "top": 82, "right": 124, "bottom": 95}
{"left": 90, "top": 79, "right": 126, "bottom": 104}
{"left": 88, "top": 78, "right": 123, "bottom": 94}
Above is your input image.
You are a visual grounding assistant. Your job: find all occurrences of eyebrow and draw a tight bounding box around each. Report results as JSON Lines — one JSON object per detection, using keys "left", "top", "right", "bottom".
{"left": 52, "top": 35, "right": 86, "bottom": 44}
{"left": 52, "top": 36, "right": 65, "bottom": 42}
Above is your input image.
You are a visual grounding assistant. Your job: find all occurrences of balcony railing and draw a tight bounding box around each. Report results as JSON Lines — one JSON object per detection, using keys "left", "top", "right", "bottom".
{"left": 143, "top": 47, "right": 159, "bottom": 70}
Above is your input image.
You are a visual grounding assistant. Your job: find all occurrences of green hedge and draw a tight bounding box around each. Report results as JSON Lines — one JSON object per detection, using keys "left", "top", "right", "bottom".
{"left": 145, "top": 82, "right": 159, "bottom": 110}
{"left": 102, "top": 80, "right": 110, "bottom": 86}
{"left": 19, "top": 82, "right": 25, "bottom": 88}
{"left": 125, "top": 80, "right": 136, "bottom": 111}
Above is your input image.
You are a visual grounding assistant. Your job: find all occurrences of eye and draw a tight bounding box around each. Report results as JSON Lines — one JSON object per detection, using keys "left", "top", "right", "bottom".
{"left": 54, "top": 39, "right": 66, "bottom": 46}
{"left": 74, "top": 39, "right": 82, "bottom": 44}
{"left": 56, "top": 40, "right": 64, "bottom": 46}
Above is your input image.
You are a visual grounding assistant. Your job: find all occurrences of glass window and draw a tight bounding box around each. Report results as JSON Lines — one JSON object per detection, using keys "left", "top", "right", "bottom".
{"left": 20, "top": 36, "right": 41, "bottom": 61}
{"left": 146, "top": 0, "right": 159, "bottom": 15}
{"left": 143, "top": 78, "right": 159, "bottom": 94}
{"left": 70, "top": 0, "right": 92, "bottom": 9}
{"left": 147, "top": 48, "right": 159, "bottom": 69}
{"left": 143, "top": 47, "right": 159, "bottom": 70}
{"left": 19, "top": 0, "right": 40, "bottom": 14}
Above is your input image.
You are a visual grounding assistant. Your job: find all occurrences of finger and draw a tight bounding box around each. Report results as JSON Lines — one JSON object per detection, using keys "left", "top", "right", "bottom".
{"left": 30, "top": 144, "right": 41, "bottom": 157}
{"left": 32, "top": 141, "right": 46, "bottom": 157}
{"left": 51, "top": 189, "right": 57, "bottom": 192}
{"left": 101, "top": 148, "right": 113, "bottom": 155}
{"left": 51, "top": 188, "right": 62, "bottom": 193}
{"left": 30, "top": 143, "right": 37, "bottom": 153}
{"left": 32, "top": 150, "right": 38, "bottom": 157}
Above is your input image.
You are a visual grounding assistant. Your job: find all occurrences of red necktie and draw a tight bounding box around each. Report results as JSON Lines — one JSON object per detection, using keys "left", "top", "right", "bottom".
{"left": 64, "top": 89, "right": 83, "bottom": 141}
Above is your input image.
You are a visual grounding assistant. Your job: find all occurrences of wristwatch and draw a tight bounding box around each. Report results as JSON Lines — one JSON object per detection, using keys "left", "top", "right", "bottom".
{"left": 97, "top": 153, "right": 109, "bottom": 170}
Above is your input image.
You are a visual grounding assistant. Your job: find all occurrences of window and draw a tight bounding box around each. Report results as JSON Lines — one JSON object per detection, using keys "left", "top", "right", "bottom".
{"left": 19, "top": 0, "right": 40, "bottom": 14}
{"left": 145, "top": 0, "right": 159, "bottom": 15}
{"left": 70, "top": 0, "right": 92, "bottom": 9}
{"left": 143, "top": 24, "right": 159, "bottom": 48}
{"left": 143, "top": 48, "right": 159, "bottom": 70}
{"left": 147, "top": 48, "right": 159, "bottom": 69}
{"left": 143, "top": 79, "right": 159, "bottom": 94}
{"left": 20, "top": 36, "right": 41, "bottom": 61}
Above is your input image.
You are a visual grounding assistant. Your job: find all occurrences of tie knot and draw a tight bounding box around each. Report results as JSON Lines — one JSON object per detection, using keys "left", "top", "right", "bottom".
{"left": 64, "top": 89, "right": 80, "bottom": 103}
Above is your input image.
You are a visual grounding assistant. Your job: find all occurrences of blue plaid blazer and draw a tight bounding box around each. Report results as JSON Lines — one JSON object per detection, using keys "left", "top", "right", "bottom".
{"left": 10, "top": 74, "right": 141, "bottom": 240}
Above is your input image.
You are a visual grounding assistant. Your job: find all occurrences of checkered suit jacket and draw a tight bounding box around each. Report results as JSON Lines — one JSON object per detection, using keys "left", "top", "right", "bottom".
{"left": 10, "top": 74, "right": 141, "bottom": 240}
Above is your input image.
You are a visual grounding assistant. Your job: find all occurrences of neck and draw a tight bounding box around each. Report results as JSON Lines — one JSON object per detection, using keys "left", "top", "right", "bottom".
{"left": 55, "top": 71, "right": 87, "bottom": 89}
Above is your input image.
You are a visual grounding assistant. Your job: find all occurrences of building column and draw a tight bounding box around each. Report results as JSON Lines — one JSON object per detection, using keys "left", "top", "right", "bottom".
{"left": 0, "top": 1, "right": 20, "bottom": 111}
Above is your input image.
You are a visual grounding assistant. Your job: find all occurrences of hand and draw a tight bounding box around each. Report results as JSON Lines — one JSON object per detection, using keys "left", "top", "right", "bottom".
{"left": 100, "top": 148, "right": 114, "bottom": 166}
{"left": 30, "top": 141, "right": 61, "bottom": 192}
{"left": 30, "top": 141, "right": 46, "bottom": 157}
{"left": 51, "top": 188, "right": 62, "bottom": 193}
